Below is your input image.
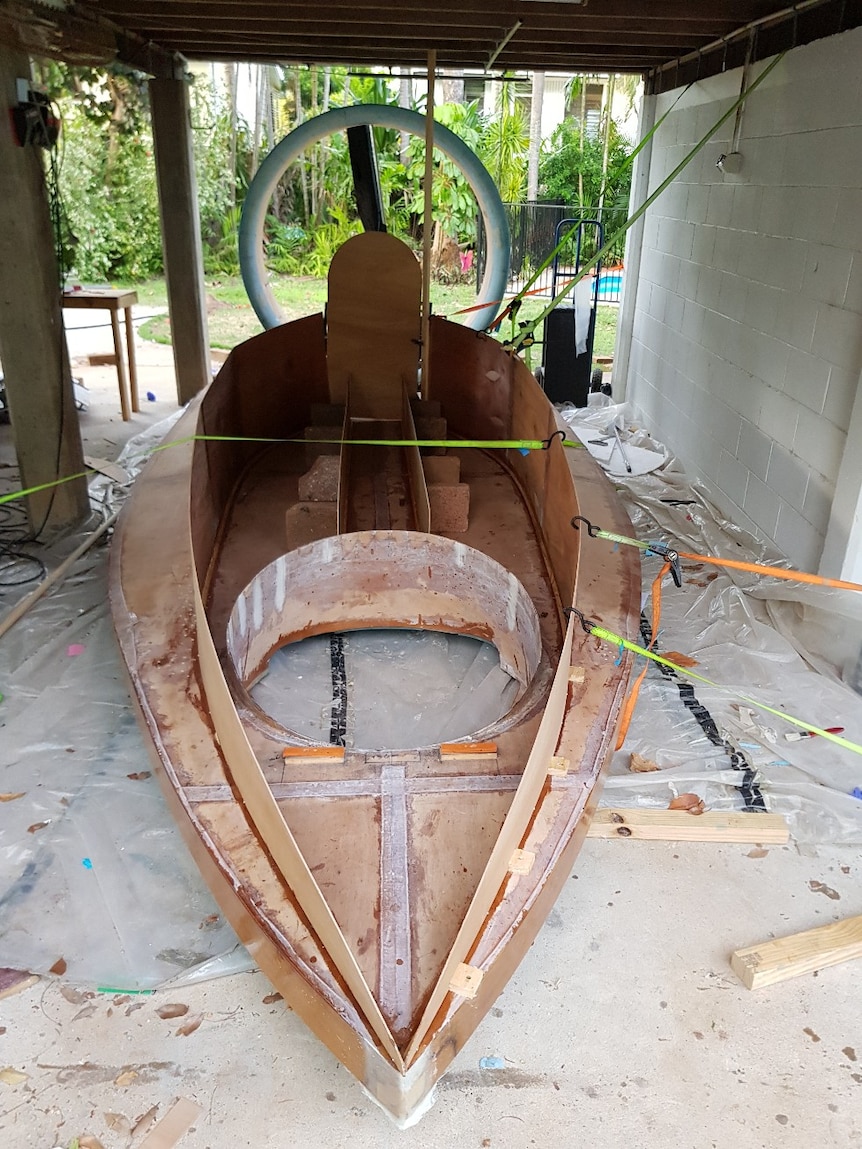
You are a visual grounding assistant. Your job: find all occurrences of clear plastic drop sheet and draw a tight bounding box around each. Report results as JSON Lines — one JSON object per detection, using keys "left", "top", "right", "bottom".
{"left": 0, "top": 412, "right": 248, "bottom": 989}
{"left": 3, "top": 399, "right": 862, "bottom": 993}
{"left": 252, "top": 629, "right": 519, "bottom": 751}
{"left": 559, "top": 404, "right": 862, "bottom": 844}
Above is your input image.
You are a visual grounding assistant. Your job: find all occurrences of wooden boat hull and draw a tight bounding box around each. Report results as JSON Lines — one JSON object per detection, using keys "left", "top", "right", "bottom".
{"left": 110, "top": 234, "right": 640, "bottom": 1122}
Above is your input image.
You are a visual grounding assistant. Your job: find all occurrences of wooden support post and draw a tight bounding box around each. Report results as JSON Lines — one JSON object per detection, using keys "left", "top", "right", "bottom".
{"left": 420, "top": 49, "right": 435, "bottom": 398}
{"left": 0, "top": 44, "right": 88, "bottom": 535}
{"left": 732, "top": 915, "right": 862, "bottom": 989}
{"left": 149, "top": 75, "right": 210, "bottom": 406}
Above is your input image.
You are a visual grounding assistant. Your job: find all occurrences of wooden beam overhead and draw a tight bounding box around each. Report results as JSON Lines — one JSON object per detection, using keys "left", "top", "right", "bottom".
{"left": 1, "top": 0, "right": 858, "bottom": 84}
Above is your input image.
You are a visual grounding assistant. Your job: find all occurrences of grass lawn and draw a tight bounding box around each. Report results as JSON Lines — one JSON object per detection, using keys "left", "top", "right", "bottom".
{"left": 127, "top": 275, "right": 619, "bottom": 366}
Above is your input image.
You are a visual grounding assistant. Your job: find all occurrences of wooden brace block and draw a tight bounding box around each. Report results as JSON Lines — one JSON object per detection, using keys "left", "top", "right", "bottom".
{"left": 569, "top": 666, "right": 586, "bottom": 684}
{"left": 548, "top": 756, "right": 570, "bottom": 776}
{"left": 731, "top": 915, "right": 862, "bottom": 990}
{"left": 588, "top": 809, "right": 789, "bottom": 843}
{"left": 449, "top": 963, "right": 484, "bottom": 1000}
{"left": 508, "top": 848, "right": 536, "bottom": 876}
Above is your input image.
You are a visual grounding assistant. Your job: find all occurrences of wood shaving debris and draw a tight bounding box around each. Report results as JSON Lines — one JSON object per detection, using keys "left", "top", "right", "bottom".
{"left": 809, "top": 879, "right": 840, "bottom": 900}
{"left": 262, "top": 992, "right": 283, "bottom": 1005}
{"left": 103, "top": 1112, "right": 132, "bottom": 1136}
{"left": 49, "top": 957, "right": 67, "bottom": 976}
{"left": 27, "top": 821, "right": 50, "bottom": 833}
{"left": 0, "top": 1067, "right": 28, "bottom": 1086}
{"left": 0, "top": 793, "right": 25, "bottom": 802}
{"left": 78, "top": 1136, "right": 106, "bottom": 1149}
{"left": 629, "top": 752, "right": 660, "bottom": 773}
{"left": 175, "top": 1016, "right": 202, "bottom": 1037}
{"left": 156, "top": 1003, "right": 189, "bottom": 1019}
{"left": 127, "top": 772, "right": 152, "bottom": 781}
{"left": 662, "top": 651, "right": 699, "bottom": 667}
{"left": 72, "top": 1004, "right": 96, "bottom": 1021}
{"left": 747, "top": 847, "right": 769, "bottom": 858}
{"left": 114, "top": 1069, "right": 139, "bottom": 1087}
{"left": 668, "top": 793, "right": 706, "bottom": 815}
{"left": 60, "top": 986, "right": 89, "bottom": 1005}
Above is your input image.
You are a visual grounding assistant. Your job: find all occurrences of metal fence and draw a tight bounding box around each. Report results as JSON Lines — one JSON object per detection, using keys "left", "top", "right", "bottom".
{"left": 477, "top": 201, "right": 627, "bottom": 304}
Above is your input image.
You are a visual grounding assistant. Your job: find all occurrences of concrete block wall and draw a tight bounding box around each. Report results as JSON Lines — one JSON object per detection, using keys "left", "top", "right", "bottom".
{"left": 625, "top": 28, "right": 862, "bottom": 573}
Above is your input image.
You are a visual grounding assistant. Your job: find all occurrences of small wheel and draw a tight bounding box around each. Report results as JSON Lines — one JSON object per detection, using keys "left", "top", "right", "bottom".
{"left": 590, "top": 366, "right": 604, "bottom": 393}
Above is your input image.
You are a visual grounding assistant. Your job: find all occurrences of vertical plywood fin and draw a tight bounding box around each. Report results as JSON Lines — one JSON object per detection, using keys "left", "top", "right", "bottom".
{"left": 337, "top": 391, "right": 351, "bottom": 534}
{"left": 327, "top": 232, "right": 421, "bottom": 420}
{"left": 402, "top": 383, "right": 431, "bottom": 533}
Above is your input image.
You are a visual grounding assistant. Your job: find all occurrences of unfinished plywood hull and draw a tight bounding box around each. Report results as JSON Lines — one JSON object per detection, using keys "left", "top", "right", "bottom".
{"left": 110, "top": 233, "right": 641, "bottom": 1123}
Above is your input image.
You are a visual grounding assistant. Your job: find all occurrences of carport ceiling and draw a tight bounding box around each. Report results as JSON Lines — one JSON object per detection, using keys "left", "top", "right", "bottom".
{"left": 1, "top": 0, "right": 860, "bottom": 92}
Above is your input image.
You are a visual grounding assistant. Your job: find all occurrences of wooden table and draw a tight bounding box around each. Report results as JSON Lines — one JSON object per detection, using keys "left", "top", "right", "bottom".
{"left": 62, "top": 288, "right": 140, "bottom": 420}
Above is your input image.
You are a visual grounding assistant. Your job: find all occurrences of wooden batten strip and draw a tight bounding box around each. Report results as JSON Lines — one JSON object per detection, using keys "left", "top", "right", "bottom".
{"left": 405, "top": 618, "right": 575, "bottom": 1064}
{"left": 282, "top": 746, "right": 345, "bottom": 761}
{"left": 190, "top": 573, "right": 402, "bottom": 1069}
{"left": 186, "top": 773, "right": 522, "bottom": 805}
{"left": 449, "top": 963, "right": 483, "bottom": 1000}
{"left": 378, "top": 764, "right": 413, "bottom": 1032}
{"left": 508, "top": 848, "right": 536, "bottom": 876}
{"left": 731, "top": 915, "right": 862, "bottom": 990}
{"left": 588, "top": 809, "right": 789, "bottom": 843}
{"left": 440, "top": 741, "right": 498, "bottom": 757}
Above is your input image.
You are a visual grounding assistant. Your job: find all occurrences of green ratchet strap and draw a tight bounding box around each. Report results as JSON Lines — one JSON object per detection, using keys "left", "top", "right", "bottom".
{"left": 0, "top": 430, "right": 583, "bottom": 507}
{"left": 569, "top": 610, "right": 862, "bottom": 758}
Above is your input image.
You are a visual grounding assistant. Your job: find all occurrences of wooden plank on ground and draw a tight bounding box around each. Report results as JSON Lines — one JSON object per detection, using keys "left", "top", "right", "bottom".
{"left": 731, "top": 915, "right": 862, "bottom": 989}
{"left": 588, "top": 809, "right": 789, "bottom": 843}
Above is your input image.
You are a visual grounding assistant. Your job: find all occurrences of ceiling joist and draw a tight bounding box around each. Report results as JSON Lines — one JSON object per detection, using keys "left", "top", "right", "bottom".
{"left": 0, "top": 0, "right": 858, "bottom": 90}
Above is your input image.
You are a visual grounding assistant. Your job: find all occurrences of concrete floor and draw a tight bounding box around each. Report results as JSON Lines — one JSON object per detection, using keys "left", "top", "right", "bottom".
{"left": 2, "top": 838, "right": 859, "bottom": 1147}
{"left": 1, "top": 322, "right": 860, "bottom": 1148}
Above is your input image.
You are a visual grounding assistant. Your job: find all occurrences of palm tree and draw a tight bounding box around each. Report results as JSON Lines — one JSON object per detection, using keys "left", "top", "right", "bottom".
{"left": 527, "top": 71, "right": 545, "bottom": 201}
